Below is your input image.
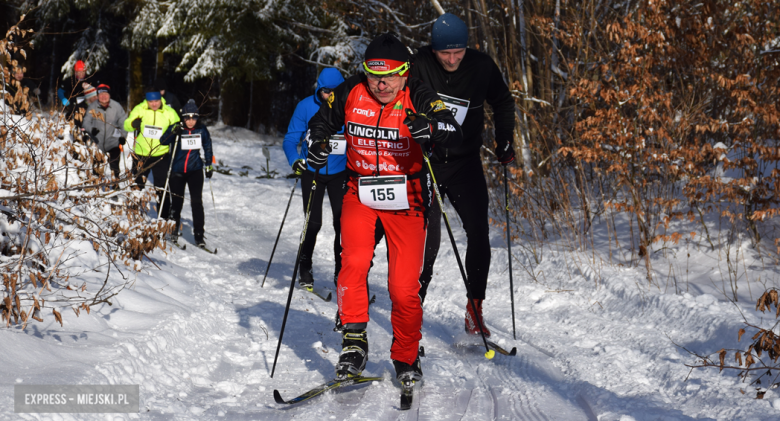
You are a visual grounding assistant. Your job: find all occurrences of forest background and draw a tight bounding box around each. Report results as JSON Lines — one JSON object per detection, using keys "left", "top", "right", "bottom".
{"left": 5, "top": 0, "right": 780, "bottom": 283}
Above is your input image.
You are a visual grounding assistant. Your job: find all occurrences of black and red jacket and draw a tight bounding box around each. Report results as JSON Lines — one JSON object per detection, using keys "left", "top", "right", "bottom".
{"left": 308, "top": 74, "right": 462, "bottom": 212}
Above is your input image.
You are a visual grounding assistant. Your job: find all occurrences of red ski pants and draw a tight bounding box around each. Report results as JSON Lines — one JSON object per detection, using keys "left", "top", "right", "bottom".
{"left": 337, "top": 191, "right": 426, "bottom": 365}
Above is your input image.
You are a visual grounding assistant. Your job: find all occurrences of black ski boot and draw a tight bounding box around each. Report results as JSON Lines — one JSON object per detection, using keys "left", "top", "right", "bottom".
{"left": 298, "top": 267, "right": 314, "bottom": 289}
{"left": 393, "top": 356, "right": 423, "bottom": 383}
{"left": 336, "top": 327, "right": 368, "bottom": 379}
{"left": 298, "top": 255, "right": 314, "bottom": 289}
{"left": 194, "top": 232, "right": 206, "bottom": 248}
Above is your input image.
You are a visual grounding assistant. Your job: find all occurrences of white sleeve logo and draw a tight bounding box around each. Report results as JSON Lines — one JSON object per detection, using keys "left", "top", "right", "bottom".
{"left": 437, "top": 122, "right": 456, "bottom": 132}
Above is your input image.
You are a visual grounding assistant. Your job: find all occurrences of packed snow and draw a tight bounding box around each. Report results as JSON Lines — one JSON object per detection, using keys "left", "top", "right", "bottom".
{"left": 2, "top": 125, "right": 780, "bottom": 420}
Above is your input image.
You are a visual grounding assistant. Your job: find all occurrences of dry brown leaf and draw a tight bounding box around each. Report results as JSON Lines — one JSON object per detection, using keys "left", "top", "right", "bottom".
{"left": 745, "top": 353, "right": 755, "bottom": 369}
{"left": 52, "top": 308, "right": 62, "bottom": 326}
{"left": 738, "top": 328, "right": 746, "bottom": 342}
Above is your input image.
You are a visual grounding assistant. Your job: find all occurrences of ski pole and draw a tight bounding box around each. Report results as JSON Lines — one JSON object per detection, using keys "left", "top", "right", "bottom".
{"left": 260, "top": 177, "right": 299, "bottom": 287}
{"left": 34, "top": 91, "right": 44, "bottom": 114}
{"left": 504, "top": 165, "right": 517, "bottom": 340}
{"left": 209, "top": 179, "right": 216, "bottom": 210}
{"left": 158, "top": 127, "right": 180, "bottom": 221}
{"left": 407, "top": 109, "right": 494, "bottom": 359}
{"left": 271, "top": 165, "right": 321, "bottom": 378}
{"left": 131, "top": 128, "right": 139, "bottom": 180}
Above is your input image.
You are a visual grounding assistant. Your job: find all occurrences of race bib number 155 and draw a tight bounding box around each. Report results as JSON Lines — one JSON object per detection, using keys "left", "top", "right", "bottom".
{"left": 358, "top": 175, "right": 409, "bottom": 210}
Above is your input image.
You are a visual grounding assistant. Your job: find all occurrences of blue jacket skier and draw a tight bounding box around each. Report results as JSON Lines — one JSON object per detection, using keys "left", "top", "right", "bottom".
{"left": 282, "top": 67, "right": 346, "bottom": 288}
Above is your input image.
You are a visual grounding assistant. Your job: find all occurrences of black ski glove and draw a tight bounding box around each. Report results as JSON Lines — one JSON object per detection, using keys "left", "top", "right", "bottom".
{"left": 292, "top": 159, "right": 307, "bottom": 175}
{"left": 91, "top": 127, "right": 99, "bottom": 138}
{"left": 172, "top": 123, "right": 183, "bottom": 136}
{"left": 403, "top": 109, "right": 433, "bottom": 146}
{"left": 496, "top": 142, "right": 515, "bottom": 165}
{"left": 307, "top": 139, "right": 331, "bottom": 170}
{"left": 131, "top": 118, "right": 141, "bottom": 130}
{"left": 205, "top": 165, "right": 214, "bottom": 179}
{"left": 119, "top": 136, "right": 126, "bottom": 145}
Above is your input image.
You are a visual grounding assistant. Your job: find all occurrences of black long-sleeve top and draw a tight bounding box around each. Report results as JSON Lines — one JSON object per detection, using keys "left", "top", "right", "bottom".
{"left": 411, "top": 46, "right": 516, "bottom": 164}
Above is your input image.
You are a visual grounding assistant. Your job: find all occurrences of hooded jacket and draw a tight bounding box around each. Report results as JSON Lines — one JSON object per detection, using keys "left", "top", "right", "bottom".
{"left": 123, "top": 98, "right": 180, "bottom": 157}
{"left": 283, "top": 68, "right": 346, "bottom": 175}
{"left": 82, "top": 99, "right": 128, "bottom": 153}
{"left": 160, "top": 122, "right": 213, "bottom": 174}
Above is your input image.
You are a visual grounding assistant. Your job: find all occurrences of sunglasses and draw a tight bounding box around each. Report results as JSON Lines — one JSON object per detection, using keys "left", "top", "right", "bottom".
{"left": 365, "top": 72, "right": 403, "bottom": 82}
{"left": 362, "top": 61, "right": 409, "bottom": 82}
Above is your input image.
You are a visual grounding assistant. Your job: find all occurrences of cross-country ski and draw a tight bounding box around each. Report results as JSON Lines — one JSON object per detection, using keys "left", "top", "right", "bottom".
{"left": 273, "top": 376, "right": 383, "bottom": 406}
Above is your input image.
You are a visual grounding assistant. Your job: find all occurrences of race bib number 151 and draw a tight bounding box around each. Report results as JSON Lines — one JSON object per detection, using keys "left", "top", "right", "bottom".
{"left": 181, "top": 134, "right": 202, "bottom": 150}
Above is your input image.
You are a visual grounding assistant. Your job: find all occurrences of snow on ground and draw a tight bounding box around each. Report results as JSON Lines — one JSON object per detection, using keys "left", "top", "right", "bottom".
{"left": 2, "top": 128, "right": 780, "bottom": 420}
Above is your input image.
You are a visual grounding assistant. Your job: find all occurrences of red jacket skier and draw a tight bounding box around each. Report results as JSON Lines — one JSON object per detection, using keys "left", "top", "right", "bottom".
{"left": 306, "top": 33, "right": 462, "bottom": 383}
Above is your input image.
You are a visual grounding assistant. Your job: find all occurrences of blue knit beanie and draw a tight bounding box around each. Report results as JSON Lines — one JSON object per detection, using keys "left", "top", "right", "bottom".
{"left": 431, "top": 13, "right": 468, "bottom": 51}
{"left": 182, "top": 99, "right": 199, "bottom": 116}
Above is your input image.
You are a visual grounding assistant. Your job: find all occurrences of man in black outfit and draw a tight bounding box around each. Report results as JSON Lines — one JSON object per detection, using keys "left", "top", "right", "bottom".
{"left": 410, "top": 13, "right": 516, "bottom": 337}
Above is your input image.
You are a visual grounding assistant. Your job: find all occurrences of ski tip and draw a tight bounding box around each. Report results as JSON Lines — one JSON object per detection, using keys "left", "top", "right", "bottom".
{"left": 400, "top": 389, "right": 413, "bottom": 411}
{"left": 273, "top": 389, "right": 286, "bottom": 404}
{"left": 485, "top": 349, "right": 496, "bottom": 359}
{"left": 324, "top": 292, "right": 332, "bottom": 302}
{"left": 508, "top": 347, "right": 517, "bottom": 356}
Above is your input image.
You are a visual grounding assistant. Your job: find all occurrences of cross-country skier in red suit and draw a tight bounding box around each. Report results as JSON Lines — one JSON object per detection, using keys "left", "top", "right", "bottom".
{"left": 306, "top": 33, "right": 462, "bottom": 383}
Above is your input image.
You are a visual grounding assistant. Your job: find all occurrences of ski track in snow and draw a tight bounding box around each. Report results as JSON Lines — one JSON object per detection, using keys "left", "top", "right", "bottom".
{"left": 3, "top": 128, "right": 780, "bottom": 420}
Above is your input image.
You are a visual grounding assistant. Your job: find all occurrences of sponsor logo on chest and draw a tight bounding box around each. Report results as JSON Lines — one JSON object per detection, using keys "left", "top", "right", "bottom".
{"left": 352, "top": 107, "right": 376, "bottom": 118}
{"left": 347, "top": 122, "right": 408, "bottom": 151}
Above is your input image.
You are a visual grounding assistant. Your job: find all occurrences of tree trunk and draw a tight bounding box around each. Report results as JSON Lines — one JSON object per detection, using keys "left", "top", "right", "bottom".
{"left": 474, "top": 0, "right": 499, "bottom": 62}
{"left": 48, "top": 32, "right": 58, "bottom": 108}
{"left": 217, "top": 76, "right": 224, "bottom": 125}
{"left": 156, "top": 38, "right": 164, "bottom": 80}
{"left": 246, "top": 80, "right": 253, "bottom": 130}
{"left": 129, "top": 50, "right": 143, "bottom": 108}
{"left": 465, "top": 0, "right": 476, "bottom": 49}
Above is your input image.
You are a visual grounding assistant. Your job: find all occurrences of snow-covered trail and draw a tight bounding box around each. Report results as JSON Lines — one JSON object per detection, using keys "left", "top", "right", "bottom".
{"left": 150, "top": 132, "right": 591, "bottom": 420}
{"left": 4, "top": 126, "right": 780, "bottom": 420}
